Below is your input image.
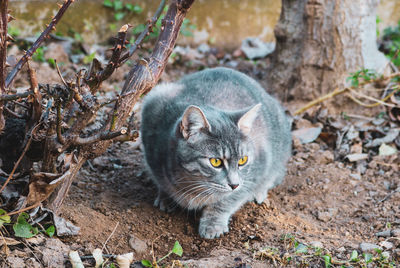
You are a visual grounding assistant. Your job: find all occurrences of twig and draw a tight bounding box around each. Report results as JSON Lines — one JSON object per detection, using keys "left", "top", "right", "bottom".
{"left": 74, "top": 129, "right": 127, "bottom": 145}
{"left": 86, "top": 25, "right": 130, "bottom": 92}
{"left": 119, "top": 0, "right": 167, "bottom": 64}
{"left": 56, "top": 101, "right": 65, "bottom": 144}
{"left": 294, "top": 87, "right": 348, "bottom": 115}
{"left": 5, "top": 0, "right": 75, "bottom": 88}
{"left": 0, "top": 123, "right": 40, "bottom": 194}
{"left": 0, "top": 0, "right": 8, "bottom": 93}
{"left": 102, "top": 221, "right": 119, "bottom": 251}
{"left": 4, "top": 106, "right": 24, "bottom": 118}
{"left": 0, "top": 91, "right": 32, "bottom": 101}
{"left": 54, "top": 59, "right": 68, "bottom": 87}
{"left": 294, "top": 72, "right": 400, "bottom": 115}
{"left": 0, "top": 0, "right": 9, "bottom": 132}
{"left": 348, "top": 88, "right": 397, "bottom": 108}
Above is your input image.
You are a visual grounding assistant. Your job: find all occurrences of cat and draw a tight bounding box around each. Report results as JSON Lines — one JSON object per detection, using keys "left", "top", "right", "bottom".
{"left": 140, "top": 67, "right": 291, "bottom": 239}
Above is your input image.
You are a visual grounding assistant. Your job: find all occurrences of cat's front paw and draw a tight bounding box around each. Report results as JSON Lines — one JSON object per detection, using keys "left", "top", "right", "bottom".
{"left": 154, "top": 193, "right": 176, "bottom": 213}
{"left": 198, "top": 220, "right": 229, "bottom": 239}
{"left": 253, "top": 190, "right": 268, "bottom": 205}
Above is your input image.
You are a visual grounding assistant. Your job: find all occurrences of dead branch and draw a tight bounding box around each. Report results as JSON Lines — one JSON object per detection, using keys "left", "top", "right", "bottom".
{"left": 5, "top": 0, "right": 74, "bottom": 88}
{"left": 0, "top": 0, "right": 8, "bottom": 132}
{"left": 294, "top": 72, "right": 400, "bottom": 115}
{"left": 119, "top": 0, "right": 167, "bottom": 64}
{"left": 85, "top": 25, "right": 130, "bottom": 92}
{"left": 47, "top": 0, "right": 196, "bottom": 213}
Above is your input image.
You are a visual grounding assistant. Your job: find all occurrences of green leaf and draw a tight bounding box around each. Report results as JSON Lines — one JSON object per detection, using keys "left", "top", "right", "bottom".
{"left": 0, "top": 209, "right": 10, "bottom": 228}
{"left": 13, "top": 213, "right": 39, "bottom": 238}
{"left": 364, "top": 253, "right": 373, "bottom": 264}
{"left": 323, "top": 255, "right": 331, "bottom": 268}
{"left": 114, "top": 12, "right": 125, "bottom": 21}
{"left": 103, "top": 0, "right": 113, "bottom": 8}
{"left": 113, "top": 0, "right": 123, "bottom": 10}
{"left": 133, "top": 5, "right": 143, "bottom": 14}
{"left": 83, "top": 52, "right": 96, "bottom": 64}
{"left": 141, "top": 259, "right": 152, "bottom": 267}
{"left": 132, "top": 24, "right": 146, "bottom": 35}
{"left": 45, "top": 225, "right": 55, "bottom": 237}
{"left": 47, "top": 58, "right": 56, "bottom": 68}
{"left": 295, "top": 243, "right": 308, "bottom": 254}
{"left": 350, "top": 250, "right": 359, "bottom": 262}
{"left": 172, "top": 241, "right": 183, "bottom": 257}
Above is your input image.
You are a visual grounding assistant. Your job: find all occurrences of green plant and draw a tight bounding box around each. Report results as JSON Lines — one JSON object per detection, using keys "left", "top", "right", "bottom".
{"left": 347, "top": 68, "right": 378, "bottom": 87}
{"left": 83, "top": 52, "right": 96, "bottom": 64}
{"left": 381, "top": 20, "right": 400, "bottom": 66}
{"left": 0, "top": 209, "right": 10, "bottom": 228}
{"left": 132, "top": 7, "right": 196, "bottom": 43}
{"left": 141, "top": 240, "right": 183, "bottom": 267}
{"left": 13, "top": 212, "right": 39, "bottom": 238}
{"left": 32, "top": 46, "right": 46, "bottom": 62}
{"left": 103, "top": 0, "right": 143, "bottom": 21}
{"left": 8, "top": 26, "right": 21, "bottom": 37}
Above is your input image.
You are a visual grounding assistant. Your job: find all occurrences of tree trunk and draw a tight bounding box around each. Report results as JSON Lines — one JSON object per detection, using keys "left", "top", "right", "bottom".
{"left": 267, "top": 0, "right": 388, "bottom": 101}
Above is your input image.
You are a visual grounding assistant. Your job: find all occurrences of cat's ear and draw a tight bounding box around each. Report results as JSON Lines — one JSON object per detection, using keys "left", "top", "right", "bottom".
{"left": 180, "top": 105, "right": 211, "bottom": 140}
{"left": 237, "top": 103, "right": 261, "bottom": 135}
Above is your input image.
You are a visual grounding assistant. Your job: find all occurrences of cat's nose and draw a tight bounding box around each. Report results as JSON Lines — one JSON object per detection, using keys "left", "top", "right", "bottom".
{"left": 228, "top": 184, "right": 239, "bottom": 190}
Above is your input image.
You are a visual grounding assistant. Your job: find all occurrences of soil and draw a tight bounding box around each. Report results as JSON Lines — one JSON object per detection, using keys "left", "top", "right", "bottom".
{"left": 2, "top": 41, "right": 400, "bottom": 267}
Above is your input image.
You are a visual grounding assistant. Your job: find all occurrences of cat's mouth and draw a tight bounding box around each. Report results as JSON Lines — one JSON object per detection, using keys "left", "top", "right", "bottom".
{"left": 172, "top": 181, "right": 232, "bottom": 209}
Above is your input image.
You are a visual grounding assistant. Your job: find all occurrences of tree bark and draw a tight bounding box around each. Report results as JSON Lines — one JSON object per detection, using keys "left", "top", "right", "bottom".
{"left": 267, "top": 0, "right": 388, "bottom": 101}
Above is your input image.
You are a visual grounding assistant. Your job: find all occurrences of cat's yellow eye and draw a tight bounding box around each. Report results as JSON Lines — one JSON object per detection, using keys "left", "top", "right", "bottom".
{"left": 210, "top": 158, "right": 222, "bottom": 168}
{"left": 238, "top": 156, "right": 248, "bottom": 166}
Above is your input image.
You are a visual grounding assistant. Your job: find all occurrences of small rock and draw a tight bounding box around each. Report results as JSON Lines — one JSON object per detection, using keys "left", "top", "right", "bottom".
{"left": 345, "top": 153, "right": 368, "bottom": 162}
{"left": 382, "top": 251, "right": 391, "bottom": 259}
{"left": 317, "top": 211, "right": 332, "bottom": 222}
{"left": 25, "top": 258, "right": 41, "bottom": 268}
{"left": 240, "top": 37, "right": 275, "bottom": 60}
{"left": 349, "top": 173, "right": 361, "bottom": 180}
{"left": 392, "top": 229, "right": 400, "bottom": 237}
{"left": 375, "top": 230, "right": 391, "bottom": 237}
{"left": 129, "top": 235, "right": 148, "bottom": 255}
{"left": 379, "top": 143, "right": 397, "bottom": 156}
{"left": 310, "top": 241, "right": 323, "bottom": 248}
{"left": 197, "top": 43, "right": 210, "bottom": 54}
{"left": 318, "top": 150, "right": 334, "bottom": 164}
{"left": 359, "top": 242, "right": 382, "bottom": 253}
{"left": 41, "top": 238, "right": 70, "bottom": 267}
{"left": 380, "top": 241, "right": 393, "bottom": 250}
{"left": 292, "top": 127, "right": 322, "bottom": 144}
{"left": 7, "top": 256, "right": 25, "bottom": 268}
{"left": 337, "top": 246, "right": 346, "bottom": 253}
{"left": 365, "top": 129, "right": 400, "bottom": 148}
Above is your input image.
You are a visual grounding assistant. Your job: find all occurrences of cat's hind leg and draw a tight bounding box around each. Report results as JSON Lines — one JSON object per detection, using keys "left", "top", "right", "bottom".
{"left": 154, "top": 190, "right": 176, "bottom": 213}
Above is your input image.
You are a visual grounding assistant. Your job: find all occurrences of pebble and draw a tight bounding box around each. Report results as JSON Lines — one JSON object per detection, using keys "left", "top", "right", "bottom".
{"left": 345, "top": 153, "right": 368, "bottom": 162}
{"left": 349, "top": 173, "right": 361, "bottom": 180}
{"left": 392, "top": 229, "right": 400, "bottom": 237}
{"left": 317, "top": 211, "right": 332, "bottom": 222}
{"left": 310, "top": 241, "right": 323, "bottom": 248}
{"left": 359, "top": 242, "right": 382, "bottom": 252}
{"left": 380, "top": 241, "right": 393, "bottom": 249}
{"left": 375, "top": 230, "right": 391, "bottom": 237}
{"left": 129, "top": 235, "right": 148, "bottom": 254}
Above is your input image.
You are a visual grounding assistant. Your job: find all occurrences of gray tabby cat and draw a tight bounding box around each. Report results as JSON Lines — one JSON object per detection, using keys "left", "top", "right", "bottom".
{"left": 141, "top": 67, "right": 291, "bottom": 239}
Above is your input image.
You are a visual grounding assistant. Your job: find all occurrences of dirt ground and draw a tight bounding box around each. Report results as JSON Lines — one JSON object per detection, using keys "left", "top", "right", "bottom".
{"left": 2, "top": 41, "right": 400, "bottom": 267}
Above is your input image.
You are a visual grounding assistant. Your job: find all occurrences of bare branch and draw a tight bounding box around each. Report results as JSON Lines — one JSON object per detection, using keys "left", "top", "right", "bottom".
{"left": 5, "top": 0, "right": 75, "bottom": 88}
{"left": 0, "top": 0, "right": 8, "bottom": 132}
{"left": 118, "top": 0, "right": 167, "bottom": 64}
{"left": 0, "top": 91, "right": 32, "bottom": 101}
{"left": 85, "top": 25, "right": 130, "bottom": 92}
{"left": 74, "top": 129, "right": 128, "bottom": 145}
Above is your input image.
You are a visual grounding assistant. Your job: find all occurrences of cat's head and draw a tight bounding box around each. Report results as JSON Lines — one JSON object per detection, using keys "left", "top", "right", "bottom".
{"left": 172, "top": 104, "right": 261, "bottom": 209}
